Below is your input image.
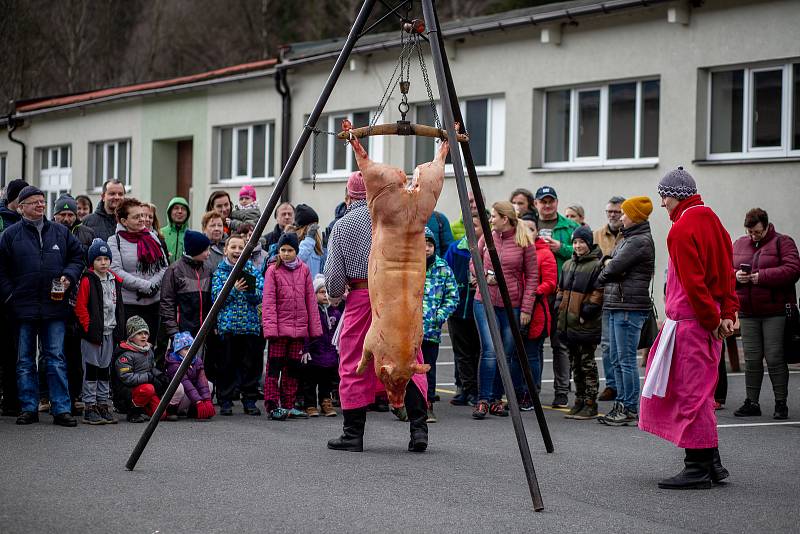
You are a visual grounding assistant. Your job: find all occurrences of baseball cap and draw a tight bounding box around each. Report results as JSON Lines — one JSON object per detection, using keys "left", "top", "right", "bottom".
{"left": 535, "top": 186, "right": 557, "bottom": 200}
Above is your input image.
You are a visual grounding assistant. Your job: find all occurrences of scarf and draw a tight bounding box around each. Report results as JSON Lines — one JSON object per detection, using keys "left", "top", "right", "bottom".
{"left": 119, "top": 230, "right": 167, "bottom": 276}
{"left": 283, "top": 258, "right": 301, "bottom": 270}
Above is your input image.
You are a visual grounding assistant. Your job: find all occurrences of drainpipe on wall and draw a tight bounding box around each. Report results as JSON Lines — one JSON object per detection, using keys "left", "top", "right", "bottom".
{"left": 274, "top": 66, "right": 291, "bottom": 202}
{"left": 6, "top": 114, "right": 27, "bottom": 181}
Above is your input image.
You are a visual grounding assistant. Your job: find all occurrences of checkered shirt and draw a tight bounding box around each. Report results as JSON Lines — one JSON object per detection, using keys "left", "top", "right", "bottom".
{"left": 323, "top": 200, "right": 372, "bottom": 298}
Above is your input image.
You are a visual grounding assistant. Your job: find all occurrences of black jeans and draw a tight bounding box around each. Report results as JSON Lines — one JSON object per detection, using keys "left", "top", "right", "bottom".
{"left": 421, "top": 340, "right": 440, "bottom": 402}
{"left": 302, "top": 365, "right": 338, "bottom": 407}
{"left": 217, "top": 334, "right": 264, "bottom": 402}
{"left": 447, "top": 316, "right": 480, "bottom": 396}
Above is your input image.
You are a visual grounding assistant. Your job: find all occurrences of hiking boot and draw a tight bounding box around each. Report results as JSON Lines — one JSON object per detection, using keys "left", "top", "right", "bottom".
{"left": 306, "top": 406, "right": 320, "bottom": 417}
{"left": 320, "top": 398, "right": 337, "bottom": 417}
{"left": 242, "top": 399, "right": 261, "bottom": 416}
{"left": 489, "top": 401, "right": 508, "bottom": 417}
{"left": 288, "top": 408, "right": 308, "bottom": 419}
{"left": 572, "top": 400, "right": 599, "bottom": 420}
{"left": 97, "top": 404, "right": 118, "bottom": 424}
{"left": 565, "top": 399, "right": 586, "bottom": 419}
{"left": 658, "top": 449, "right": 713, "bottom": 490}
{"left": 327, "top": 408, "right": 366, "bottom": 452}
{"left": 426, "top": 403, "right": 437, "bottom": 423}
{"left": 53, "top": 412, "right": 78, "bottom": 427}
{"left": 392, "top": 406, "right": 408, "bottom": 422}
{"left": 603, "top": 405, "right": 638, "bottom": 426}
{"left": 269, "top": 408, "right": 289, "bottom": 421}
{"left": 472, "top": 400, "right": 489, "bottom": 420}
{"left": 126, "top": 406, "right": 149, "bottom": 423}
{"left": 598, "top": 401, "right": 622, "bottom": 425}
{"left": 83, "top": 405, "right": 105, "bottom": 425}
{"left": 220, "top": 400, "right": 233, "bottom": 416}
{"left": 551, "top": 393, "right": 569, "bottom": 408}
{"left": 733, "top": 398, "right": 761, "bottom": 417}
{"left": 598, "top": 387, "right": 617, "bottom": 401}
{"left": 165, "top": 404, "right": 179, "bottom": 422}
{"left": 38, "top": 398, "right": 51, "bottom": 413}
{"left": 774, "top": 400, "right": 788, "bottom": 420}
{"left": 15, "top": 411, "right": 39, "bottom": 425}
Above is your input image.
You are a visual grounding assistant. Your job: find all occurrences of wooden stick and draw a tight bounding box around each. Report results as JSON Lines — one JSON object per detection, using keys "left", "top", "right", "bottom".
{"left": 336, "top": 122, "right": 469, "bottom": 142}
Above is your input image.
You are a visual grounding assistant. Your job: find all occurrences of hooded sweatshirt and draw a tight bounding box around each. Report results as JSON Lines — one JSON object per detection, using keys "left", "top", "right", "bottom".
{"left": 161, "top": 197, "right": 191, "bottom": 264}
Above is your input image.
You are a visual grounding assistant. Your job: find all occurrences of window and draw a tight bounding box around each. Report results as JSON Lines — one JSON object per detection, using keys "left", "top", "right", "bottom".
{"left": 543, "top": 79, "right": 660, "bottom": 167}
{"left": 217, "top": 122, "right": 275, "bottom": 182}
{"left": 38, "top": 145, "right": 73, "bottom": 217}
{"left": 91, "top": 139, "right": 131, "bottom": 188}
{"left": 708, "top": 62, "right": 800, "bottom": 159}
{"left": 0, "top": 152, "right": 6, "bottom": 188}
{"left": 39, "top": 145, "right": 71, "bottom": 171}
{"left": 310, "top": 111, "right": 383, "bottom": 178}
{"left": 413, "top": 95, "right": 505, "bottom": 173}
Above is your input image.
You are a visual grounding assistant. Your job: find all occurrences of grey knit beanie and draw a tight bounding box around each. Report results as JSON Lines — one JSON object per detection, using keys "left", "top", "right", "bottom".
{"left": 126, "top": 315, "right": 150, "bottom": 339}
{"left": 658, "top": 166, "right": 697, "bottom": 200}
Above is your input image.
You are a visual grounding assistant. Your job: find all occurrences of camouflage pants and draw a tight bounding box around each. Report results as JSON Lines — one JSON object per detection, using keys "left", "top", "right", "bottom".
{"left": 567, "top": 343, "right": 599, "bottom": 401}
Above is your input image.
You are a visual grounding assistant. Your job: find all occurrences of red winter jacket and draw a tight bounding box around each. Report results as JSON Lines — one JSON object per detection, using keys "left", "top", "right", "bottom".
{"left": 471, "top": 227, "right": 538, "bottom": 311}
{"left": 527, "top": 238, "right": 557, "bottom": 339}
{"left": 262, "top": 260, "right": 322, "bottom": 340}
{"left": 733, "top": 224, "right": 800, "bottom": 317}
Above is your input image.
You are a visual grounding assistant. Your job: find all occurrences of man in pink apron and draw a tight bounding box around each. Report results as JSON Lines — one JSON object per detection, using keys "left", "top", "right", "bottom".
{"left": 640, "top": 167, "right": 739, "bottom": 489}
{"left": 323, "top": 171, "right": 429, "bottom": 452}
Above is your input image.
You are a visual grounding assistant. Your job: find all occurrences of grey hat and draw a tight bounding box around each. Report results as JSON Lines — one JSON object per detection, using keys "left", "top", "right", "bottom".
{"left": 53, "top": 195, "right": 78, "bottom": 215}
{"left": 658, "top": 166, "right": 697, "bottom": 200}
{"left": 126, "top": 315, "right": 150, "bottom": 339}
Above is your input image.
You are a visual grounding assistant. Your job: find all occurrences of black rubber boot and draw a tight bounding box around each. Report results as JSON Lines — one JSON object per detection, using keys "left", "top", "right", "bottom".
{"left": 658, "top": 448, "right": 713, "bottom": 490}
{"left": 327, "top": 407, "right": 366, "bottom": 452}
{"left": 711, "top": 448, "right": 729, "bottom": 483}
{"left": 405, "top": 383, "right": 428, "bottom": 453}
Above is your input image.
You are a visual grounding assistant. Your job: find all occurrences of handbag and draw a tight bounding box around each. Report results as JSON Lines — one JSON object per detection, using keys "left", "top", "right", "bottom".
{"left": 638, "top": 276, "right": 659, "bottom": 350}
{"left": 785, "top": 301, "right": 800, "bottom": 364}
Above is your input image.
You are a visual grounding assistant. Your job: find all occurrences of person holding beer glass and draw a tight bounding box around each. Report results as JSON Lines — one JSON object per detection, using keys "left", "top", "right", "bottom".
{"left": 0, "top": 186, "right": 84, "bottom": 426}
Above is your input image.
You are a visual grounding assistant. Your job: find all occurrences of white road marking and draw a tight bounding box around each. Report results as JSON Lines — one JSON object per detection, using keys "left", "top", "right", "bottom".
{"left": 717, "top": 421, "right": 800, "bottom": 428}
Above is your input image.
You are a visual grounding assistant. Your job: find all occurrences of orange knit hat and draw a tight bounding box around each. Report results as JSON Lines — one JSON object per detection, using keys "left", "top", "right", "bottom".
{"left": 621, "top": 196, "right": 653, "bottom": 224}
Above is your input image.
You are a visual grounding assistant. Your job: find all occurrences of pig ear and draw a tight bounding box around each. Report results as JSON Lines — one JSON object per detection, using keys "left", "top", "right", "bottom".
{"left": 412, "top": 363, "right": 431, "bottom": 374}
{"left": 379, "top": 364, "right": 395, "bottom": 380}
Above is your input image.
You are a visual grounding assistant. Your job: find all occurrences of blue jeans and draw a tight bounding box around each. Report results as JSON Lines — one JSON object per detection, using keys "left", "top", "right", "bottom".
{"left": 511, "top": 336, "right": 544, "bottom": 396}
{"left": 601, "top": 310, "right": 616, "bottom": 391}
{"left": 17, "top": 320, "right": 70, "bottom": 415}
{"left": 474, "top": 301, "right": 519, "bottom": 402}
{"left": 607, "top": 310, "right": 648, "bottom": 412}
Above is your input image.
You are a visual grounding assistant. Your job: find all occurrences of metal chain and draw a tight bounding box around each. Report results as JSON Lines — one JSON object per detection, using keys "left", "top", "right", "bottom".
{"left": 415, "top": 33, "right": 441, "bottom": 130}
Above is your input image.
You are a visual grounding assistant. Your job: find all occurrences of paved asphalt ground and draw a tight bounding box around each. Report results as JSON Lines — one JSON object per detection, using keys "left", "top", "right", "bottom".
{"left": 2, "top": 332, "right": 799, "bottom": 533}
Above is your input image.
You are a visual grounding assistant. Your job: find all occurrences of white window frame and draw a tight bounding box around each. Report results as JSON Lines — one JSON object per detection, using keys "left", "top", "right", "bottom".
{"left": 40, "top": 145, "right": 71, "bottom": 171}
{"left": 91, "top": 139, "right": 131, "bottom": 189}
{"left": 413, "top": 95, "right": 505, "bottom": 175}
{"left": 542, "top": 79, "right": 659, "bottom": 169}
{"left": 217, "top": 122, "right": 275, "bottom": 184}
{"left": 707, "top": 62, "right": 799, "bottom": 160}
{"left": 311, "top": 111, "right": 384, "bottom": 180}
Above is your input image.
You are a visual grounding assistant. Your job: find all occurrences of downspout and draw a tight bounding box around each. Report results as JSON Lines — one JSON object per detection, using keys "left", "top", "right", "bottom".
{"left": 274, "top": 66, "right": 291, "bottom": 202}
{"left": 6, "top": 114, "right": 27, "bottom": 181}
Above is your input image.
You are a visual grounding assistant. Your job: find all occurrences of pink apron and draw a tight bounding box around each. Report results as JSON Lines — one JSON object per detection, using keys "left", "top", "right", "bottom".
{"left": 337, "top": 288, "right": 427, "bottom": 410}
{"left": 639, "top": 260, "right": 721, "bottom": 449}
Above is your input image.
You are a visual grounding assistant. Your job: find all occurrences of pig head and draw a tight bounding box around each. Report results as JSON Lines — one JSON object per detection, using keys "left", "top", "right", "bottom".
{"left": 343, "top": 119, "right": 450, "bottom": 407}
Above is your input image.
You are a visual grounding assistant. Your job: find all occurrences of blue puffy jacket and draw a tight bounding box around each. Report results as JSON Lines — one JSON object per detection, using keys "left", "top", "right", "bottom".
{"left": 0, "top": 218, "right": 84, "bottom": 321}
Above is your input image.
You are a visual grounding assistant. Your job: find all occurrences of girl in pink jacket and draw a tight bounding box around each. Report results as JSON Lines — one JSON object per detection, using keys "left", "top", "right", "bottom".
{"left": 262, "top": 233, "right": 322, "bottom": 420}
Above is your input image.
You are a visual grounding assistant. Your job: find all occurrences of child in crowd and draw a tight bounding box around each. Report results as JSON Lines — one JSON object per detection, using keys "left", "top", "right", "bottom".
{"left": 262, "top": 233, "right": 322, "bottom": 420}
{"left": 74, "top": 239, "right": 127, "bottom": 424}
{"left": 164, "top": 331, "right": 215, "bottom": 419}
{"left": 421, "top": 227, "right": 459, "bottom": 423}
{"left": 113, "top": 316, "right": 183, "bottom": 422}
{"left": 555, "top": 226, "right": 604, "bottom": 420}
{"left": 238, "top": 222, "right": 269, "bottom": 273}
{"left": 301, "top": 274, "right": 341, "bottom": 417}
{"left": 212, "top": 233, "right": 265, "bottom": 416}
{"left": 229, "top": 185, "right": 261, "bottom": 232}
{"left": 294, "top": 204, "right": 325, "bottom": 278}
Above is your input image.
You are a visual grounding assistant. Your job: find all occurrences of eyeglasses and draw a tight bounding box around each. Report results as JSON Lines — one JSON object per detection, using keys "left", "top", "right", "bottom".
{"left": 22, "top": 200, "right": 46, "bottom": 207}
{"left": 605, "top": 210, "right": 622, "bottom": 215}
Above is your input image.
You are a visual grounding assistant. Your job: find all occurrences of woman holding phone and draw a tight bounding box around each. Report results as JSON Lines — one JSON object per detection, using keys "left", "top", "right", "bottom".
{"left": 732, "top": 208, "right": 800, "bottom": 420}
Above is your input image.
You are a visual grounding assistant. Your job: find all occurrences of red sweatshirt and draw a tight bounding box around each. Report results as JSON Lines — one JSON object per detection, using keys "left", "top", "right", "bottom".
{"left": 667, "top": 195, "right": 739, "bottom": 332}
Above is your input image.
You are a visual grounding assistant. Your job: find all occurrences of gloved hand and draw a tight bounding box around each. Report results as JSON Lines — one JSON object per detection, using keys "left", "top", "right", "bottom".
{"left": 146, "top": 396, "right": 167, "bottom": 420}
{"left": 300, "top": 352, "right": 312, "bottom": 364}
{"left": 204, "top": 399, "right": 216, "bottom": 418}
{"left": 308, "top": 223, "right": 319, "bottom": 236}
{"left": 196, "top": 399, "right": 216, "bottom": 419}
{"left": 148, "top": 284, "right": 160, "bottom": 298}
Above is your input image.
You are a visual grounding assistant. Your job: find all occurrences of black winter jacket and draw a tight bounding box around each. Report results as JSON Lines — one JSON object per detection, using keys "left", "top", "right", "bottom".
{"left": 160, "top": 255, "right": 213, "bottom": 337}
{"left": 0, "top": 202, "right": 21, "bottom": 232}
{"left": 82, "top": 202, "right": 117, "bottom": 242}
{"left": 597, "top": 221, "right": 655, "bottom": 311}
{"left": 0, "top": 218, "right": 85, "bottom": 320}
{"left": 555, "top": 246, "right": 605, "bottom": 343}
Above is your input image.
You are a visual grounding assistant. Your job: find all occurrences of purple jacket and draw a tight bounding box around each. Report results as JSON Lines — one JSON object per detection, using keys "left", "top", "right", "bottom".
{"left": 262, "top": 261, "right": 322, "bottom": 339}
{"left": 164, "top": 350, "right": 211, "bottom": 404}
{"left": 733, "top": 224, "right": 800, "bottom": 317}
{"left": 306, "top": 304, "right": 342, "bottom": 368}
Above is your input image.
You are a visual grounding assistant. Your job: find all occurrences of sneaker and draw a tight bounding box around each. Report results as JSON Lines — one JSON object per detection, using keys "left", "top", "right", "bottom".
{"left": 598, "top": 387, "right": 617, "bottom": 402}
{"left": 472, "top": 400, "right": 489, "bottom": 420}
{"left": 97, "top": 404, "right": 118, "bottom": 424}
{"left": 38, "top": 398, "right": 51, "bottom": 413}
{"left": 288, "top": 408, "right": 309, "bottom": 419}
{"left": 603, "top": 405, "right": 638, "bottom": 426}
{"left": 551, "top": 393, "right": 569, "bottom": 408}
{"left": 489, "top": 401, "right": 508, "bottom": 417}
{"left": 519, "top": 392, "right": 534, "bottom": 412}
{"left": 83, "top": 405, "right": 105, "bottom": 425}
{"left": 320, "top": 398, "right": 338, "bottom": 417}
{"left": 392, "top": 406, "right": 408, "bottom": 422}
{"left": 572, "top": 401, "right": 599, "bottom": 420}
{"left": 269, "top": 408, "right": 289, "bottom": 421}
{"left": 220, "top": 400, "right": 233, "bottom": 416}
{"left": 306, "top": 406, "right": 320, "bottom": 417}
{"left": 774, "top": 400, "right": 788, "bottom": 420}
{"left": 426, "top": 403, "right": 437, "bottom": 423}
{"left": 733, "top": 399, "right": 761, "bottom": 417}
{"left": 242, "top": 400, "right": 261, "bottom": 416}
{"left": 565, "top": 399, "right": 585, "bottom": 419}
{"left": 126, "top": 407, "right": 149, "bottom": 423}
{"left": 598, "top": 401, "right": 622, "bottom": 425}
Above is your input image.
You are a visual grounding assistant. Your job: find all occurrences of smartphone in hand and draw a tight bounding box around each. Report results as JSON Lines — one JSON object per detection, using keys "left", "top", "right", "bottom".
{"left": 239, "top": 272, "right": 257, "bottom": 292}
{"left": 740, "top": 263, "right": 752, "bottom": 274}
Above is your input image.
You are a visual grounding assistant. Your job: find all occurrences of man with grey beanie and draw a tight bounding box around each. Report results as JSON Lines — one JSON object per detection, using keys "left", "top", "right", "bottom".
{"left": 53, "top": 194, "right": 96, "bottom": 253}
